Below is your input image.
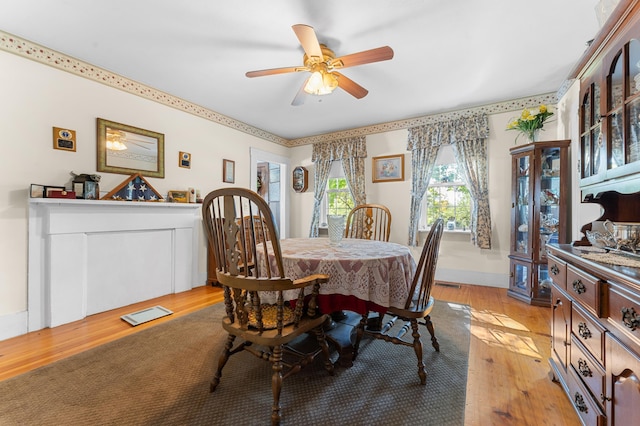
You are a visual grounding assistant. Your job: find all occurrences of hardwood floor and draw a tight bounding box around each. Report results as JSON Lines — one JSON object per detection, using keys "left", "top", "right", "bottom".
{"left": 0, "top": 283, "right": 579, "bottom": 425}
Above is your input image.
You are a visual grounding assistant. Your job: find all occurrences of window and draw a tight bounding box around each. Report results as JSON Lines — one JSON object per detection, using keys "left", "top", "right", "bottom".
{"left": 420, "top": 145, "right": 471, "bottom": 231}
{"left": 320, "top": 161, "right": 354, "bottom": 227}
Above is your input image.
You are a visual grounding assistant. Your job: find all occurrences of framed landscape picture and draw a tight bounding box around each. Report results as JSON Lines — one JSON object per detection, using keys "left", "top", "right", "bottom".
{"left": 372, "top": 154, "right": 404, "bottom": 183}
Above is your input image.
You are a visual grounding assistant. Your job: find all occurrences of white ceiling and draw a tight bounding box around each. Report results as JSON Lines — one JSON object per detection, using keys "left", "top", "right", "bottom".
{"left": 1, "top": 0, "right": 603, "bottom": 141}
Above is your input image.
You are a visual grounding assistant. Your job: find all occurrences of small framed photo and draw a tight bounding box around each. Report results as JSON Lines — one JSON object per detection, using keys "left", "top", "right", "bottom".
{"left": 372, "top": 154, "right": 405, "bottom": 183}
{"left": 44, "top": 185, "right": 66, "bottom": 198}
{"left": 53, "top": 127, "right": 76, "bottom": 152}
{"left": 223, "top": 159, "right": 235, "bottom": 184}
{"left": 30, "top": 184, "right": 45, "bottom": 198}
{"left": 179, "top": 151, "right": 191, "bottom": 169}
{"left": 168, "top": 190, "right": 189, "bottom": 203}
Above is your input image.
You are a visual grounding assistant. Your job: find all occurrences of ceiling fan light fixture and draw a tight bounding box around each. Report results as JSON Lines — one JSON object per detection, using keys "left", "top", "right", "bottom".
{"left": 304, "top": 70, "right": 339, "bottom": 95}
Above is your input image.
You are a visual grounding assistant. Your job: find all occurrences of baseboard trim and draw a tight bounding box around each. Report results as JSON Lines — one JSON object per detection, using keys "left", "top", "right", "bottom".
{"left": 0, "top": 310, "right": 28, "bottom": 342}
{"left": 435, "top": 268, "right": 508, "bottom": 288}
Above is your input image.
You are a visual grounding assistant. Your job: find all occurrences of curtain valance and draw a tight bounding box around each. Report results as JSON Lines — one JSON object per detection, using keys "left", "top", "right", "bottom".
{"left": 312, "top": 136, "right": 367, "bottom": 162}
{"left": 406, "top": 114, "right": 489, "bottom": 150}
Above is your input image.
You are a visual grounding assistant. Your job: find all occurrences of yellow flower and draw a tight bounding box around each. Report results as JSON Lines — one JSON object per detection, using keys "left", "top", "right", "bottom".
{"left": 506, "top": 105, "right": 554, "bottom": 143}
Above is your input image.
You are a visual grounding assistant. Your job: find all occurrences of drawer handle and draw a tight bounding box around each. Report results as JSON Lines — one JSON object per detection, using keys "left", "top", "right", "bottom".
{"left": 574, "top": 392, "right": 588, "bottom": 413}
{"left": 621, "top": 307, "right": 639, "bottom": 331}
{"left": 553, "top": 298, "right": 562, "bottom": 310}
{"left": 572, "top": 279, "right": 586, "bottom": 295}
{"left": 578, "top": 322, "right": 592, "bottom": 339}
{"left": 600, "top": 394, "right": 612, "bottom": 403}
{"left": 577, "top": 358, "right": 592, "bottom": 377}
{"left": 550, "top": 264, "right": 560, "bottom": 275}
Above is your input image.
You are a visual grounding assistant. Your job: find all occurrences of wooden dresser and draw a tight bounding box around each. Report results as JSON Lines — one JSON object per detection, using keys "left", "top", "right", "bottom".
{"left": 547, "top": 245, "right": 640, "bottom": 425}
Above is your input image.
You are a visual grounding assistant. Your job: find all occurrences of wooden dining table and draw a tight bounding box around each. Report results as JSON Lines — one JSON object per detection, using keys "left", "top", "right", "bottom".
{"left": 259, "top": 237, "right": 417, "bottom": 366}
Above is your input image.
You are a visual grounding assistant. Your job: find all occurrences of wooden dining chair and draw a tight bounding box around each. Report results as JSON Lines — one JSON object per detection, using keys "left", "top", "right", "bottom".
{"left": 353, "top": 218, "right": 444, "bottom": 385}
{"left": 202, "top": 187, "right": 334, "bottom": 426}
{"left": 344, "top": 204, "right": 392, "bottom": 242}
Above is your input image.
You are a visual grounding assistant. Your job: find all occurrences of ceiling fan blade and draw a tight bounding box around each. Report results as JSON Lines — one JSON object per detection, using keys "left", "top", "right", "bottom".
{"left": 334, "top": 72, "right": 368, "bottom": 99}
{"left": 291, "top": 78, "right": 310, "bottom": 106}
{"left": 246, "top": 66, "right": 305, "bottom": 78}
{"left": 330, "top": 46, "right": 394, "bottom": 69}
{"left": 292, "top": 24, "right": 323, "bottom": 59}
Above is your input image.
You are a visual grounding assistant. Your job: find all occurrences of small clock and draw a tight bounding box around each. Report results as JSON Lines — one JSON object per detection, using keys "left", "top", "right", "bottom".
{"left": 292, "top": 166, "right": 308, "bottom": 193}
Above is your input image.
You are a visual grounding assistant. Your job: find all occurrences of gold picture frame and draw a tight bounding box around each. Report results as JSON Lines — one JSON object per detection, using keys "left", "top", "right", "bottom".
{"left": 372, "top": 154, "right": 405, "bottom": 183}
{"left": 97, "top": 118, "right": 165, "bottom": 178}
{"left": 168, "top": 190, "right": 189, "bottom": 203}
{"left": 223, "top": 159, "right": 235, "bottom": 183}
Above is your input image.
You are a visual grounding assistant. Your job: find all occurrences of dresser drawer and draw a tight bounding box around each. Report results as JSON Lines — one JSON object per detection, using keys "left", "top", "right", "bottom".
{"left": 565, "top": 364, "right": 606, "bottom": 426}
{"left": 567, "top": 265, "right": 601, "bottom": 315}
{"left": 547, "top": 253, "right": 567, "bottom": 291}
{"left": 607, "top": 281, "right": 640, "bottom": 346}
{"left": 572, "top": 303, "right": 606, "bottom": 364}
{"left": 570, "top": 334, "right": 605, "bottom": 409}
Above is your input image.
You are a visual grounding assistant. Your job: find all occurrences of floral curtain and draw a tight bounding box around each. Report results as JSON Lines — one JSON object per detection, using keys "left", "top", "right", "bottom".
{"left": 453, "top": 139, "right": 492, "bottom": 249}
{"left": 406, "top": 128, "right": 440, "bottom": 246}
{"left": 407, "top": 114, "right": 491, "bottom": 248}
{"left": 309, "top": 136, "right": 367, "bottom": 237}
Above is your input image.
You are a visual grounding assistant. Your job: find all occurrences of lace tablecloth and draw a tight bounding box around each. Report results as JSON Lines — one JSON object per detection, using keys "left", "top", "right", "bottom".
{"left": 260, "top": 238, "right": 416, "bottom": 313}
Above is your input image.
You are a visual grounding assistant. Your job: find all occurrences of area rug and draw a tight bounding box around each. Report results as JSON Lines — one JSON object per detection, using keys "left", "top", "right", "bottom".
{"left": 0, "top": 300, "right": 470, "bottom": 426}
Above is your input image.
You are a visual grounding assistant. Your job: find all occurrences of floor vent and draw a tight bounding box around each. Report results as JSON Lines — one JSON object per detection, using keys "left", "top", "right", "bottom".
{"left": 435, "top": 282, "right": 461, "bottom": 289}
{"left": 121, "top": 306, "right": 173, "bottom": 326}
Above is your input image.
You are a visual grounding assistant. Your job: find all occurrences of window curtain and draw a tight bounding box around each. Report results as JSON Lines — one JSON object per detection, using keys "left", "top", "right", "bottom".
{"left": 453, "top": 138, "right": 492, "bottom": 249}
{"left": 407, "top": 114, "right": 491, "bottom": 248}
{"left": 406, "top": 127, "right": 440, "bottom": 246}
{"left": 309, "top": 136, "right": 367, "bottom": 237}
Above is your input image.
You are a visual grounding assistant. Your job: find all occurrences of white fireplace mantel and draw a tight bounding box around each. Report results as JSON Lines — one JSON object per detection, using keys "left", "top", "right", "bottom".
{"left": 28, "top": 199, "right": 203, "bottom": 331}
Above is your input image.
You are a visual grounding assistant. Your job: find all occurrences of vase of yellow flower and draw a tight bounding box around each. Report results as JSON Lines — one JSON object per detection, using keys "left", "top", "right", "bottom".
{"left": 506, "top": 104, "right": 554, "bottom": 143}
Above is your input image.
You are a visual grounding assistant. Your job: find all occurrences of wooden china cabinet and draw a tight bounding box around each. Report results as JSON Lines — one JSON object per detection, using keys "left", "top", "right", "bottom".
{"left": 548, "top": 1, "right": 640, "bottom": 424}
{"left": 508, "top": 140, "right": 571, "bottom": 307}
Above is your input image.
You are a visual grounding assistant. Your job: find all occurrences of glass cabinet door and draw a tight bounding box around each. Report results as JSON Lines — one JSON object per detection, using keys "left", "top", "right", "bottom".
{"left": 511, "top": 260, "right": 530, "bottom": 297}
{"left": 539, "top": 147, "right": 561, "bottom": 260}
{"left": 581, "top": 82, "right": 602, "bottom": 178}
{"left": 626, "top": 39, "right": 640, "bottom": 165}
{"left": 514, "top": 154, "right": 531, "bottom": 256}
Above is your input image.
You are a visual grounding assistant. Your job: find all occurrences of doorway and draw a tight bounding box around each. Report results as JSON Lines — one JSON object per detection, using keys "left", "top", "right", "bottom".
{"left": 250, "top": 148, "right": 290, "bottom": 238}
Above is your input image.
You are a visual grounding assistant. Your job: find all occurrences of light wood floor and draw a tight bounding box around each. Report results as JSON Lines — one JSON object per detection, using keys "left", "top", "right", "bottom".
{"left": 0, "top": 284, "right": 579, "bottom": 425}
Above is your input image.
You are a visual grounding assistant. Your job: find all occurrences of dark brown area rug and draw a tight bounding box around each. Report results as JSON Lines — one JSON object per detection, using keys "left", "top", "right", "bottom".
{"left": 0, "top": 300, "right": 470, "bottom": 426}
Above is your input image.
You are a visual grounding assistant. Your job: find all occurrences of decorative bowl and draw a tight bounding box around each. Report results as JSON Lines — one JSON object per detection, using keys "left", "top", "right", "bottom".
{"left": 585, "top": 230, "right": 616, "bottom": 249}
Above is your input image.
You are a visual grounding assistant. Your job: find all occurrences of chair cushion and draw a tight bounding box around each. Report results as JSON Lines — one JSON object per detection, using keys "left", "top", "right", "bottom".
{"left": 247, "top": 304, "right": 295, "bottom": 329}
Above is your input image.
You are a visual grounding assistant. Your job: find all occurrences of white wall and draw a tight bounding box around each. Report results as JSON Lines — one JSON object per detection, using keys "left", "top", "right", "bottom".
{"left": 0, "top": 50, "right": 288, "bottom": 339}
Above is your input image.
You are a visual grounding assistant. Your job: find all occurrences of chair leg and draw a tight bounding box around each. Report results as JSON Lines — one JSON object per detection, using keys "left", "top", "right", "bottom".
{"left": 352, "top": 312, "right": 369, "bottom": 361}
{"left": 424, "top": 314, "right": 440, "bottom": 352}
{"left": 410, "top": 320, "right": 427, "bottom": 385}
{"left": 211, "top": 334, "right": 236, "bottom": 392}
{"left": 270, "top": 345, "right": 284, "bottom": 426}
{"left": 313, "top": 325, "right": 335, "bottom": 375}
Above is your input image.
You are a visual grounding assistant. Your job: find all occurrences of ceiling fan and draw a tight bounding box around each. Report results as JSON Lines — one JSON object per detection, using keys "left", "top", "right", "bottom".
{"left": 246, "top": 24, "right": 394, "bottom": 106}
